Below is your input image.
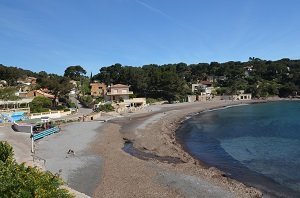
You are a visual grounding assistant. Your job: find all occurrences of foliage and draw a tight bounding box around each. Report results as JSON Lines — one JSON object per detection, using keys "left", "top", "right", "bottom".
{"left": 146, "top": 98, "right": 163, "bottom": 104}
{"left": 92, "top": 58, "right": 300, "bottom": 100}
{"left": 0, "top": 141, "right": 73, "bottom": 198}
{"left": 0, "top": 87, "right": 20, "bottom": 101}
{"left": 94, "top": 97, "right": 104, "bottom": 104}
{"left": 78, "top": 95, "right": 93, "bottom": 108}
{"left": 64, "top": 65, "right": 87, "bottom": 81}
{"left": 0, "top": 64, "right": 37, "bottom": 86}
{"left": 29, "top": 96, "right": 52, "bottom": 113}
{"left": 0, "top": 141, "right": 14, "bottom": 163}
{"left": 37, "top": 74, "right": 73, "bottom": 107}
{"left": 78, "top": 77, "right": 91, "bottom": 95}
{"left": 94, "top": 104, "right": 114, "bottom": 112}
{"left": 2, "top": 58, "right": 300, "bottom": 102}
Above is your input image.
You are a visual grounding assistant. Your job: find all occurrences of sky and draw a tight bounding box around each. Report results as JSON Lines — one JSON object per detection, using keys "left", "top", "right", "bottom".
{"left": 1, "top": 0, "right": 300, "bottom": 75}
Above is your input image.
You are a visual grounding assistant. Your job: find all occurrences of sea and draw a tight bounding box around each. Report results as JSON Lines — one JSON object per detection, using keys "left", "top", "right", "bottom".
{"left": 177, "top": 101, "right": 300, "bottom": 198}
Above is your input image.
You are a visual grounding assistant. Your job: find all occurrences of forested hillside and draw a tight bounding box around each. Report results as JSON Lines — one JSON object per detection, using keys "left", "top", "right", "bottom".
{"left": 1, "top": 57, "right": 300, "bottom": 102}
{"left": 93, "top": 58, "right": 300, "bottom": 101}
{"left": 0, "top": 64, "right": 38, "bottom": 86}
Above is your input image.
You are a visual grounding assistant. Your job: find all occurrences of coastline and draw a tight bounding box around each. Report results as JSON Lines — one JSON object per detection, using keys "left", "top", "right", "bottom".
{"left": 2, "top": 98, "right": 294, "bottom": 197}
{"left": 90, "top": 99, "right": 279, "bottom": 197}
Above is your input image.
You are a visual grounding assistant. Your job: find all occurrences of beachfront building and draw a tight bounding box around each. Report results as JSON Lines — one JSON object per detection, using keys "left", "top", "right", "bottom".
{"left": 232, "top": 93, "right": 252, "bottom": 100}
{"left": 106, "top": 84, "right": 133, "bottom": 102}
{"left": 192, "top": 81, "right": 213, "bottom": 93}
{"left": 220, "top": 90, "right": 252, "bottom": 101}
{"left": 90, "top": 82, "right": 107, "bottom": 97}
{"left": 192, "top": 81, "right": 215, "bottom": 100}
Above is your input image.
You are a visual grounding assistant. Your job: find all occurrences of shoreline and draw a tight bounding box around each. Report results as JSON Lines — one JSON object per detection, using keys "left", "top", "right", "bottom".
{"left": 2, "top": 98, "right": 296, "bottom": 197}
{"left": 173, "top": 100, "right": 289, "bottom": 197}
{"left": 91, "top": 99, "right": 276, "bottom": 197}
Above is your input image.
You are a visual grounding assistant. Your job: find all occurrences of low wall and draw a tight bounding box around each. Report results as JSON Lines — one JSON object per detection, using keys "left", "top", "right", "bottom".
{"left": 80, "top": 112, "right": 102, "bottom": 122}
{"left": 30, "top": 111, "right": 72, "bottom": 119}
{"left": 13, "top": 122, "right": 32, "bottom": 133}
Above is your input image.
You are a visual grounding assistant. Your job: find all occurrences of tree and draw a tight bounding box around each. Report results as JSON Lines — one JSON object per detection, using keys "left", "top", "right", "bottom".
{"left": 0, "top": 87, "right": 19, "bottom": 101}
{"left": 64, "top": 65, "right": 87, "bottom": 81}
{"left": 37, "top": 75, "right": 73, "bottom": 107}
{"left": 29, "top": 96, "right": 52, "bottom": 113}
{"left": 0, "top": 141, "right": 73, "bottom": 197}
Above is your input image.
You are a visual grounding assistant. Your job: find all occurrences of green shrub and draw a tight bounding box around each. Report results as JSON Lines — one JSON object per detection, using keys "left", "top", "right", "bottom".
{"left": 30, "top": 96, "right": 52, "bottom": 113}
{"left": 0, "top": 141, "right": 73, "bottom": 197}
{"left": 146, "top": 98, "right": 162, "bottom": 104}
{"left": 0, "top": 141, "right": 14, "bottom": 163}
{"left": 67, "top": 102, "right": 77, "bottom": 108}
{"left": 94, "top": 104, "right": 114, "bottom": 112}
{"left": 55, "top": 105, "right": 65, "bottom": 110}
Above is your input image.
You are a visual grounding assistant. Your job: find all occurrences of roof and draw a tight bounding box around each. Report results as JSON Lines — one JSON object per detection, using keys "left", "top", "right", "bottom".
{"left": 111, "top": 84, "right": 129, "bottom": 88}
{"left": 0, "top": 98, "right": 33, "bottom": 105}
{"left": 35, "top": 90, "right": 55, "bottom": 99}
{"left": 90, "top": 82, "right": 106, "bottom": 86}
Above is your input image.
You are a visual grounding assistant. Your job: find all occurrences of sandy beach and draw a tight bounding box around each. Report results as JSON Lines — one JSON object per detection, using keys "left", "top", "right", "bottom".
{"left": 1, "top": 99, "right": 278, "bottom": 197}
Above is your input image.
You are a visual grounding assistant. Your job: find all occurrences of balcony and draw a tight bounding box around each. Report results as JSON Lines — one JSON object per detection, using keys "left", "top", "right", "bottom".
{"left": 107, "top": 91, "right": 133, "bottom": 96}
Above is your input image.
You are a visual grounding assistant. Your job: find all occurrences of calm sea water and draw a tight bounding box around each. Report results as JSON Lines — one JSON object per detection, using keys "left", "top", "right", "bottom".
{"left": 177, "top": 101, "right": 300, "bottom": 198}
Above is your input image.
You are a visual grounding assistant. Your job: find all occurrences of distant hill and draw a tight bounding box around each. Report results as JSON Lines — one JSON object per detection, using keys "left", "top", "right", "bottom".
{"left": 0, "top": 64, "right": 38, "bottom": 86}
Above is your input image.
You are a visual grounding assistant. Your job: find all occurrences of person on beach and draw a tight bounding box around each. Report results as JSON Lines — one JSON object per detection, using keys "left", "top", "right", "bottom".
{"left": 67, "top": 149, "right": 75, "bottom": 155}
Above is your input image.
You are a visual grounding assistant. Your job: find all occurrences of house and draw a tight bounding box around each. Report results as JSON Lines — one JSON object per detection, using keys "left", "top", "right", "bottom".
{"left": 106, "top": 84, "right": 133, "bottom": 101}
{"left": 19, "top": 89, "right": 55, "bottom": 99}
{"left": 17, "top": 76, "right": 37, "bottom": 86}
{"left": 25, "top": 77, "right": 37, "bottom": 85}
{"left": 233, "top": 93, "right": 252, "bottom": 100}
{"left": 192, "top": 81, "right": 214, "bottom": 95}
{"left": 221, "top": 91, "right": 252, "bottom": 101}
{"left": 90, "top": 82, "right": 107, "bottom": 97}
{"left": 0, "top": 80, "right": 7, "bottom": 88}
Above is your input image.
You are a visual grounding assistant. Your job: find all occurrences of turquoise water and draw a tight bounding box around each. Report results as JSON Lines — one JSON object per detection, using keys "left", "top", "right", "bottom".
{"left": 177, "top": 101, "right": 300, "bottom": 197}
{"left": 0, "top": 112, "right": 26, "bottom": 122}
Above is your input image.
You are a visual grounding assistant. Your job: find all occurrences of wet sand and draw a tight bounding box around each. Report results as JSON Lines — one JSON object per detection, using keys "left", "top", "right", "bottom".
{"left": 91, "top": 100, "right": 265, "bottom": 198}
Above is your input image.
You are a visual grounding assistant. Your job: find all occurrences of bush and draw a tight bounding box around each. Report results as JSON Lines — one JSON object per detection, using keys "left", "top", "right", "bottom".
{"left": 94, "top": 104, "right": 114, "bottom": 112}
{"left": 79, "top": 95, "right": 94, "bottom": 108}
{"left": 0, "top": 141, "right": 73, "bottom": 197}
{"left": 0, "top": 141, "right": 13, "bottom": 163}
{"left": 30, "top": 96, "right": 52, "bottom": 113}
{"left": 67, "top": 102, "right": 77, "bottom": 108}
{"left": 146, "top": 98, "right": 162, "bottom": 104}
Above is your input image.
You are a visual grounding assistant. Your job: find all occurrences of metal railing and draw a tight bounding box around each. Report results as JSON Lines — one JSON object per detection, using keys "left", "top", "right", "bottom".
{"left": 32, "top": 126, "right": 60, "bottom": 141}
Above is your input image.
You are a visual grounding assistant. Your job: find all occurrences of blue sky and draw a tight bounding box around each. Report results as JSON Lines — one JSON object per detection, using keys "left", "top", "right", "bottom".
{"left": 1, "top": 0, "right": 300, "bottom": 75}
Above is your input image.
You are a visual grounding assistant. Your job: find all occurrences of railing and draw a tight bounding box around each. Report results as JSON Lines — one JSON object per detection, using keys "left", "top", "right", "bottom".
{"left": 32, "top": 126, "right": 60, "bottom": 141}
